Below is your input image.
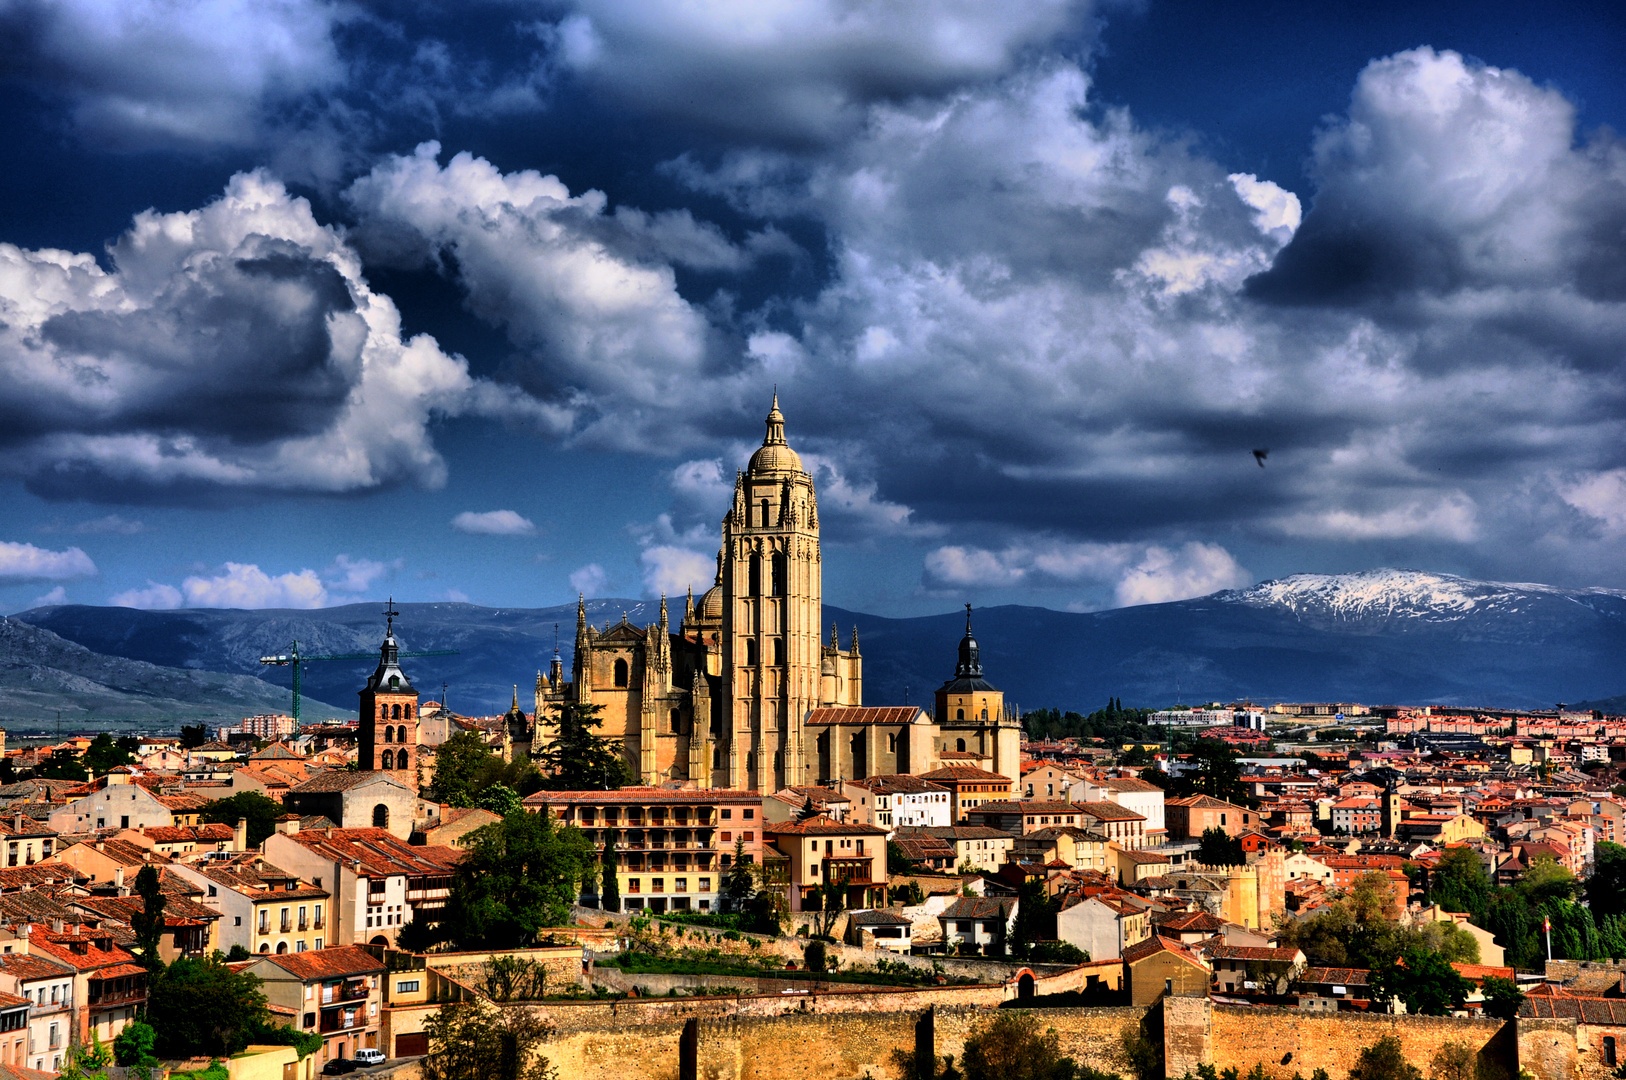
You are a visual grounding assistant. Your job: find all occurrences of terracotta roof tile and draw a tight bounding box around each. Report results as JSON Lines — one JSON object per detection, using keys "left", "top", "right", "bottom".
{"left": 259, "top": 945, "right": 384, "bottom": 982}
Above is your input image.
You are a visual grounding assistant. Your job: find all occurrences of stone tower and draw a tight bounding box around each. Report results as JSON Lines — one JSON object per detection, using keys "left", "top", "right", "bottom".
{"left": 358, "top": 602, "right": 420, "bottom": 781}
{"left": 722, "top": 393, "right": 822, "bottom": 793}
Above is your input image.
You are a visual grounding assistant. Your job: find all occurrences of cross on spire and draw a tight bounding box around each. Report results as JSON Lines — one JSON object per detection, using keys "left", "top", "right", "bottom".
{"left": 384, "top": 597, "right": 399, "bottom": 636}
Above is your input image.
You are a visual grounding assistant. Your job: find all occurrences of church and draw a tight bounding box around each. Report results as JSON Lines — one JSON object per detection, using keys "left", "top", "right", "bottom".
{"left": 521, "top": 395, "right": 1023, "bottom": 793}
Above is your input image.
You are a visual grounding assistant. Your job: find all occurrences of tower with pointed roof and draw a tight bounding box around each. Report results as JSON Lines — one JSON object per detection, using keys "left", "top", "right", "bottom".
{"left": 358, "top": 601, "right": 421, "bottom": 783}
{"left": 934, "top": 604, "right": 1021, "bottom": 782}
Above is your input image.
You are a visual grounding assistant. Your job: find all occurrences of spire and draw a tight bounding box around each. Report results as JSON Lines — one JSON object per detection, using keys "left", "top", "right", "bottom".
{"left": 851, "top": 625, "right": 860, "bottom": 655}
{"left": 685, "top": 584, "right": 694, "bottom": 619}
{"left": 955, "top": 603, "right": 981, "bottom": 678}
{"left": 830, "top": 622, "right": 839, "bottom": 649}
{"left": 576, "top": 594, "right": 586, "bottom": 632}
{"left": 763, "top": 392, "right": 787, "bottom": 447}
{"left": 512, "top": 685, "right": 519, "bottom": 711}
{"left": 659, "top": 593, "right": 669, "bottom": 632}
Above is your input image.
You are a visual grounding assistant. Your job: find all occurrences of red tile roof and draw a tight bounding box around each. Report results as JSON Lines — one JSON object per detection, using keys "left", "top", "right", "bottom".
{"left": 258, "top": 945, "right": 384, "bottom": 982}
{"left": 805, "top": 707, "right": 927, "bottom": 726}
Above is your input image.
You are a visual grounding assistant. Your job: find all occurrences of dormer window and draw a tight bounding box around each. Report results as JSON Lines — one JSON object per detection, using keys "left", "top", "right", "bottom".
{"left": 389, "top": 676, "right": 399, "bottom": 689}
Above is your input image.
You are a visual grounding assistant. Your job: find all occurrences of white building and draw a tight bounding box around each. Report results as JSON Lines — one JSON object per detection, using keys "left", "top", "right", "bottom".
{"left": 1078, "top": 776, "right": 1167, "bottom": 840}
{"left": 842, "top": 775, "right": 952, "bottom": 829}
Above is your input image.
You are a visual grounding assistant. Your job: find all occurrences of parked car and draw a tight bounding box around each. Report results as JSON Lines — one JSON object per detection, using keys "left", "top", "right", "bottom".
{"left": 321, "top": 1060, "right": 358, "bottom": 1075}
{"left": 354, "top": 1049, "right": 387, "bottom": 1067}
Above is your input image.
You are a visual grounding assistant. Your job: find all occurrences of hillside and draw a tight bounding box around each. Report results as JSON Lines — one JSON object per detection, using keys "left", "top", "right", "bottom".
{"left": 14, "top": 569, "right": 1626, "bottom": 717}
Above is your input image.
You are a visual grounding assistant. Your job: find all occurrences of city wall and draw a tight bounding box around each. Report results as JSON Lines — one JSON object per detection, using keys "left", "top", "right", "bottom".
{"left": 1206, "top": 1004, "right": 1509, "bottom": 1079}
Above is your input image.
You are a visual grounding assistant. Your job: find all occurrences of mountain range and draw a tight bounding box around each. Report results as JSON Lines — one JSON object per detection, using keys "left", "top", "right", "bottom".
{"left": 5, "top": 569, "right": 1625, "bottom": 730}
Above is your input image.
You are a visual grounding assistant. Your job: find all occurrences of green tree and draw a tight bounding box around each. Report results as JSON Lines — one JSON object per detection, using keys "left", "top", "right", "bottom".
{"left": 1588, "top": 841, "right": 1626, "bottom": 922}
{"left": 1429, "top": 847, "right": 1492, "bottom": 919}
{"left": 59, "top": 1031, "right": 115, "bottom": 1080}
{"left": 421, "top": 999, "right": 558, "bottom": 1080}
{"left": 199, "top": 791, "right": 284, "bottom": 848}
{"left": 33, "top": 750, "right": 88, "bottom": 782}
{"left": 796, "top": 796, "right": 820, "bottom": 821}
{"left": 535, "top": 702, "right": 631, "bottom": 790}
{"left": 480, "top": 955, "right": 547, "bottom": 1002}
{"left": 803, "top": 939, "right": 827, "bottom": 972}
{"left": 436, "top": 808, "right": 595, "bottom": 950}
{"left": 1429, "top": 1042, "right": 1474, "bottom": 1080}
{"left": 1010, "top": 878, "right": 1058, "bottom": 960}
{"left": 113, "top": 1020, "right": 158, "bottom": 1071}
{"left": 723, "top": 837, "right": 756, "bottom": 911}
{"left": 179, "top": 723, "right": 209, "bottom": 749}
{"left": 1196, "top": 827, "right": 1244, "bottom": 867}
{"left": 477, "top": 783, "right": 523, "bottom": 817}
{"left": 1368, "top": 948, "right": 1472, "bottom": 1016}
{"left": 130, "top": 864, "right": 166, "bottom": 969}
{"left": 959, "top": 1011, "right": 1080, "bottom": 1080}
{"left": 1347, "top": 1035, "right": 1421, "bottom": 1080}
{"left": 600, "top": 836, "right": 621, "bottom": 913}
{"left": 82, "top": 733, "right": 136, "bottom": 776}
{"left": 147, "top": 953, "right": 271, "bottom": 1058}
{"left": 1481, "top": 975, "right": 1524, "bottom": 1020}
{"left": 1176, "top": 741, "right": 1250, "bottom": 805}
{"left": 433, "top": 731, "right": 503, "bottom": 807}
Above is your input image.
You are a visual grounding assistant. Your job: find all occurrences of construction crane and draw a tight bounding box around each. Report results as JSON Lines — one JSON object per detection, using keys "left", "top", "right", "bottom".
{"left": 258, "top": 600, "right": 457, "bottom": 724}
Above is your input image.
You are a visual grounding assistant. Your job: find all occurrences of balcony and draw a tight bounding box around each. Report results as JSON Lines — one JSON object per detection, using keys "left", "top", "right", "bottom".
{"left": 297, "top": 918, "right": 309, "bottom": 932}
{"left": 89, "top": 988, "right": 144, "bottom": 1007}
{"left": 318, "top": 1008, "right": 366, "bottom": 1034}
{"left": 280, "top": 918, "right": 292, "bottom": 933}
{"left": 321, "top": 982, "right": 368, "bottom": 1005}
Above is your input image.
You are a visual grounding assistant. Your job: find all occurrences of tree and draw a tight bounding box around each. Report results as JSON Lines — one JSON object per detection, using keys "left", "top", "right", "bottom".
{"left": 33, "top": 750, "right": 88, "bottom": 782}
{"left": 480, "top": 956, "right": 546, "bottom": 1002}
{"left": 421, "top": 999, "right": 558, "bottom": 1080}
{"left": 1481, "top": 975, "right": 1524, "bottom": 1020}
{"left": 1368, "top": 948, "right": 1472, "bottom": 1016}
{"left": 1429, "top": 1042, "right": 1474, "bottom": 1080}
{"left": 803, "top": 939, "right": 827, "bottom": 973}
{"left": 113, "top": 1020, "right": 158, "bottom": 1071}
{"left": 535, "top": 702, "right": 631, "bottom": 790}
{"left": 1010, "top": 878, "right": 1058, "bottom": 960}
{"left": 1196, "top": 827, "right": 1244, "bottom": 867}
{"left": 83, "top": 733, "right": 135, "bottom": 776}
{"left": 600, "top": 836, "right": 621, "bottom": 913}
{"left": 477, "top": 783, "right": 523, "bottom": 817}
{"left": 1430, "top": 847, "right": 1492, "bottom": 919}
{"left": 130, "top": 864, "right": 166, "bottom": 969}
{"left": 1347, "top": 1035, "right": 1421, "bottom": 1080}
{"left": 58, "top": 1032, "right": 114, "bottom": 1080}
{"left": 200, "top": 792, "right": 284, "bottom": 848}
{"left": 147, "top": 954, "right": 271, "bottom": 1059}
{"left": 723, "top": 837, "right": 756, "bottom": 911}
{"left": 179, "top": 724, "right": 209, "bottom": 749}
{"left": 1588, "top": 841, "right": 1626, "bottom": 922}
{"left": 436, "top": 808, "right": 595, "bottom": 950}
{"left": 813, "top": 878, "right": 846, "bottom": 939}
{"left": 433, "top": 732, "right": 504, "bottom": 807}
{"left": 796, "top": 796, "right": 820, "bottom": 821}
{"left": 959, "top": 1011, "right": 1080, "bottom": 1080}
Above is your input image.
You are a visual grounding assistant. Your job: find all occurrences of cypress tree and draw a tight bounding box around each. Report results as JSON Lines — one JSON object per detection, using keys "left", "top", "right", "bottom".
{"left": 600, "top": 837, "right": 621, "bottom": 913}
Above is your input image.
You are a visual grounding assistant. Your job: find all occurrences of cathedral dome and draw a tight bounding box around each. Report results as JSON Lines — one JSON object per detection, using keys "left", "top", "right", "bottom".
{"left": 697, "top": 583, "right": 724, "bottom": 621}
{"left": 747, "top": 393, "right": 802, "bottom": 475}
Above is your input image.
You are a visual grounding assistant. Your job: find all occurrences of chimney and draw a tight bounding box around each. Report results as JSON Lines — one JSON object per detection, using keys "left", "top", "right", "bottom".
{"left": 10, "top": 813, "right": 19, "bottom": 833}
{"left": 50, "top": 918, "right": 62, "bottom": 934}
{"left": 235, "top": 817, "right": 248, "bottom": 852}
{"left": 114, "top": 867, "right": 124, "bottom": 891}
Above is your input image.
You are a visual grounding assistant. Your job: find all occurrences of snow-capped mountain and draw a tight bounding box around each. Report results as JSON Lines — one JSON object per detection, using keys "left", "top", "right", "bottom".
{"left": 1223, "top": 568, "right": 1626, "bottom": 627}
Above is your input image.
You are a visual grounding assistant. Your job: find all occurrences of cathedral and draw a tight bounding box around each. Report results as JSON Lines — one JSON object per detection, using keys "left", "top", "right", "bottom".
{"left": 526, "top": 395, "right": 1022, "bottom": 793}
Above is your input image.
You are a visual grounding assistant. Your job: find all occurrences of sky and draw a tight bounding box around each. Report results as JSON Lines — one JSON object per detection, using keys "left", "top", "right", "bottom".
{"left": 1, "top": 0, "right": 1625, "bottom": 618}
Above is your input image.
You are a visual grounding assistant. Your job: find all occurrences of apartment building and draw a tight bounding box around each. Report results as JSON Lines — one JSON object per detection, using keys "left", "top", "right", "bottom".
{"left": 841, "top": 775, "right": 951, "bottom": 829}
{"left": 3, "top": 922, "right": 146, "bottom": 1047}
{"left": 262, "top": 827, "right": 459, "bottom": 947}
{"left": 524, "top": 787, "right": 765, "bottom": 914}
{"left": 0, "top": 953, "right": 73, "bottom": 1074}
{"left": 915, "top": 765, "right": 1014, "bottom": 822}
{"left": 246, "top": 946, "right": 385, "bottom": 1067}
{"left": 169, "top": 855, "right": 331, "bottom": 956}
{"left": 765, "top": 816, "right": 888, "bottom": 912}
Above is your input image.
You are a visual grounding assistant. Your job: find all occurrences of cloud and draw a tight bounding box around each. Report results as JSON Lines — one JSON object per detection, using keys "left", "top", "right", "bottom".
{"left": 1272, "top": 492, "right": 1481, "bottom": 542}
{"left": 179, "top": 562, "right": 328, "bottom": 609}
{"left": 0, "top": 0, "right": 347, "bottom": 148}
{"left": 551, "top": 0, "right": 1088, "bottom": 144}
{"left": 325, "top": 554, "right": 397, "bottom": 594}
{"left": 640, "top": 546, "right": 713, "bottom": 598}
{"left": 1558, "top": 470, "right": 1626, "bottom": 537}
{"left": 72, "top": 515, "right": 144, "bottom": 535}
{"left": 0, "top": 169, "right": 552, "bottom": 503}
{"left": 451, "top": 510, "right": 537, "bottom": 536}
{"left": 31, "top": 586, "right": 67, "bottom": 607}
{"left": 0, "top": 541, "right": 97, "bottom": 583}
{"left": 109, "top": 581, "right": 183, "bottom": 609}
{"left": 444, "top": 588, "right": 470, "bottom": 603}
{"left": 923, "top": 538, "right": 1250, "bottom": 606}
{"left": 569, "top": 563, "right": 608, "bottom": 598}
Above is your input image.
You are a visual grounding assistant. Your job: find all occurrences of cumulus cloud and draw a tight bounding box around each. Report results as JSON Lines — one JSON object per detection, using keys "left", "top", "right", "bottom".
{"left": 0, "top": 541, "right": 97, "bottom": 583}
{"left": 451, "top": 510, "right": 538, "bottom": 536}
{"left": 923, "top": 539, "right": 1250, "bottom": 606}
{"left": 109, "top": 581, "right": 183, "bottom": 609}
{"left": 178, "top": 562, "right": 327, "bottom": 609}
{"left": 0, "top": 169, "right": 551, "bottom": 503}
{"left": 640, "top": 546, "right": 713, "bottom": 598}
{"left": 552, "top": 0, "right": 1088, "bottom": 144}
{"left": 325, "top": 554, "right": 397, "bottom": 594}
{"left": 0, "top": 0, "right": 347, "bottom": 148}
{"left": 1272, "top": 492, "right": 1481, "bottom": 542}
{"left": 31, "top": 586, "right": 67, "bottom": 607}
{"left": 569, "top": 563, "right": 609, "bottom": 597}
{"left": 1559, "top": 470, "right": 1626, "bottom": 537}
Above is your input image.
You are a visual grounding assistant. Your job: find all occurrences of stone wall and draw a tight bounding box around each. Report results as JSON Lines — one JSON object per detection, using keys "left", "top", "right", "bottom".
{"left": 1209, "top": 1004, "right": 1507, "bottom": 1080}
{"left": 933, "top": 1005, "right": 1148, "bottom": 1078}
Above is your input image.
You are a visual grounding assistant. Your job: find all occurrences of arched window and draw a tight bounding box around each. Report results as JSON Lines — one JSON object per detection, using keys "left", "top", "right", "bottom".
{"left": 373, "top": 804, "right": 389, "bottom": 829}
{"left": 380, "top": 704, "right": 389, "bottom": 719}
{"left": 259, "top": 943, "right": 270, "bottom": 954}
{"left": 397, "top": 726, "right": 408, "bottom": 744}
{"left": 391, "top": 704, "right": 401, "bottom": 720}
{"left": 614, "top": 658, "right": 629, "bottom": 687}
{"left": 380, "top": 750, "right": 394, "bottom": 770}
{"left": 384, "top": 726, "right": 394, "bottom": 743}
{"left": 956, "top": 738, "right": 966, "bottom": 752}
{"left": 749, "top": 552, "right": 762, "bottom": 597}
{"left": 746, "top": 639, "right": 758, "bottom": 666}
{"left": 955, "top": 708, "right": 964, "bottom": 720}
{"left": 759, "top": 499, "right": 770, "bottom": 527}
{"left": 981, "top": 708, "right": 989, "bottom": 721}
{"left": 396, "top": 749, "right": 409, "bottom": 770}
{"left": 772, "top": 552, "right": 786, "bottom": 596}
{"left": 276, "top": 941, "right": 289, "bottom": 954}
{"left": 403, "top": 704, "right": 412, "bottom": 720}
{"left": 670, "top": 708, "right": 682, "bottom": 733}
{"left": 772, "top": 638, "right": 784, "bottom": 665}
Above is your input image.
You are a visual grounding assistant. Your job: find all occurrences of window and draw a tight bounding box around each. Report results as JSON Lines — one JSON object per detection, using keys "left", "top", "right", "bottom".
{"left": 772, "top": 638, "right": 783, "bottom": 665}
{"left": 721, "top": 809, "right": 732, "bottom": 820}
{"left": 397, "top": 980, "right": 421, "bottom": 994}
{"left": 404, "top": 704, "right": 412, "bottom": 720}
{"left": 749, "top": 552, "right": 762, "bottom": 596}
{"left": 956, "top": 709, "right": 964, "bottom": 720}
{"left": 675, "top": 878, "right": 688, "bottom": 892}
{"left": 381, "top": 750, "right": 394, "bottom": 770}
{"left": 671, "top": 708, "right": 682, "bottom": 733}
{"left": 699, "top": 878, "right": 711, "bottom": 892}
{"left": 391, "top": 704, "right": 401, "bottom": 719}
{"left": 373, "top": 804, "right": 389, "bottom": 829}
{"left": 956, "top": 738, "right": 965, "bottom": 752}
{"left": 384, "top": 726, "right": 394, "bottom": 743}
{"left": 120, "top": 816, "right": 129, "bottom": 829}
{"left": 627, "top": 879, "right": 641, "bottom": 893}
{"left": 397, "top": 749, "right": 409, "bottom": 769}
{"left": 651, "top": 878, "right": 664, "bottom": 893}
{"left": 380, "top": 704, "right": 389, "bottom": 719}
{"left": 772, "top": 552, "right": 786, "bottom": 596}
{"left": 743, "top": 809, "right": 754, "bottom": 819}
{"left": 745, "top": 639, "right": 757, "bottom": 666}
{"left": 614, "top": 659, "right": 629, "bottom": 687}
{"left": 721, "top": 832, "right": 731, "bottom": 842}
{"left": 743, "top": 832, "right": 753, "bottom": 842}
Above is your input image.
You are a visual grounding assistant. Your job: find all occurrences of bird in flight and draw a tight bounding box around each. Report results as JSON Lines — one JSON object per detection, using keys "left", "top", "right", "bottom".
{"left": 1252, "top": 449, "right": 1269, "bottom": 468}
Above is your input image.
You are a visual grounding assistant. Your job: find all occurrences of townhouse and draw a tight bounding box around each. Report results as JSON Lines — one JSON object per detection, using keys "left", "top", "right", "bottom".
{"left": 262, "top": 826, "right": 460, "bottom": 947}
{"left": 245, "top": 946, "right": 385, "bottom": 1067}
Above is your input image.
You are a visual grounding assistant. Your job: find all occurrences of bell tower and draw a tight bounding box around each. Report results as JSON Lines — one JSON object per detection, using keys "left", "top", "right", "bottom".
{"left": 721, "top": 394, "right": 822, "bottom": 793}
{"left": 358, "top": 600, "right": 420, "bottom": 780}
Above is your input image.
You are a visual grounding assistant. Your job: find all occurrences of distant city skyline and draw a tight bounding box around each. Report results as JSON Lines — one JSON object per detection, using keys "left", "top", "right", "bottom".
{"left": 0, "top": 1, "right": 1623, "bottom": 618}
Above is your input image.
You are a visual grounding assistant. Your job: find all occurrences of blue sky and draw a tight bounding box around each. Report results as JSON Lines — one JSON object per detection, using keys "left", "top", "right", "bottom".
{"left": 1, "top": 0, "right": 1624, "bottom": 618}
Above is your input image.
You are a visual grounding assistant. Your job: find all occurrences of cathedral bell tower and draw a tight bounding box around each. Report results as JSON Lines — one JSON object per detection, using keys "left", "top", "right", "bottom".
{"left": 359, "top": 601, "right": 420, "bottom": 781}
{"left": 721, "top": 394, "right": 821, "bottom": 793}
